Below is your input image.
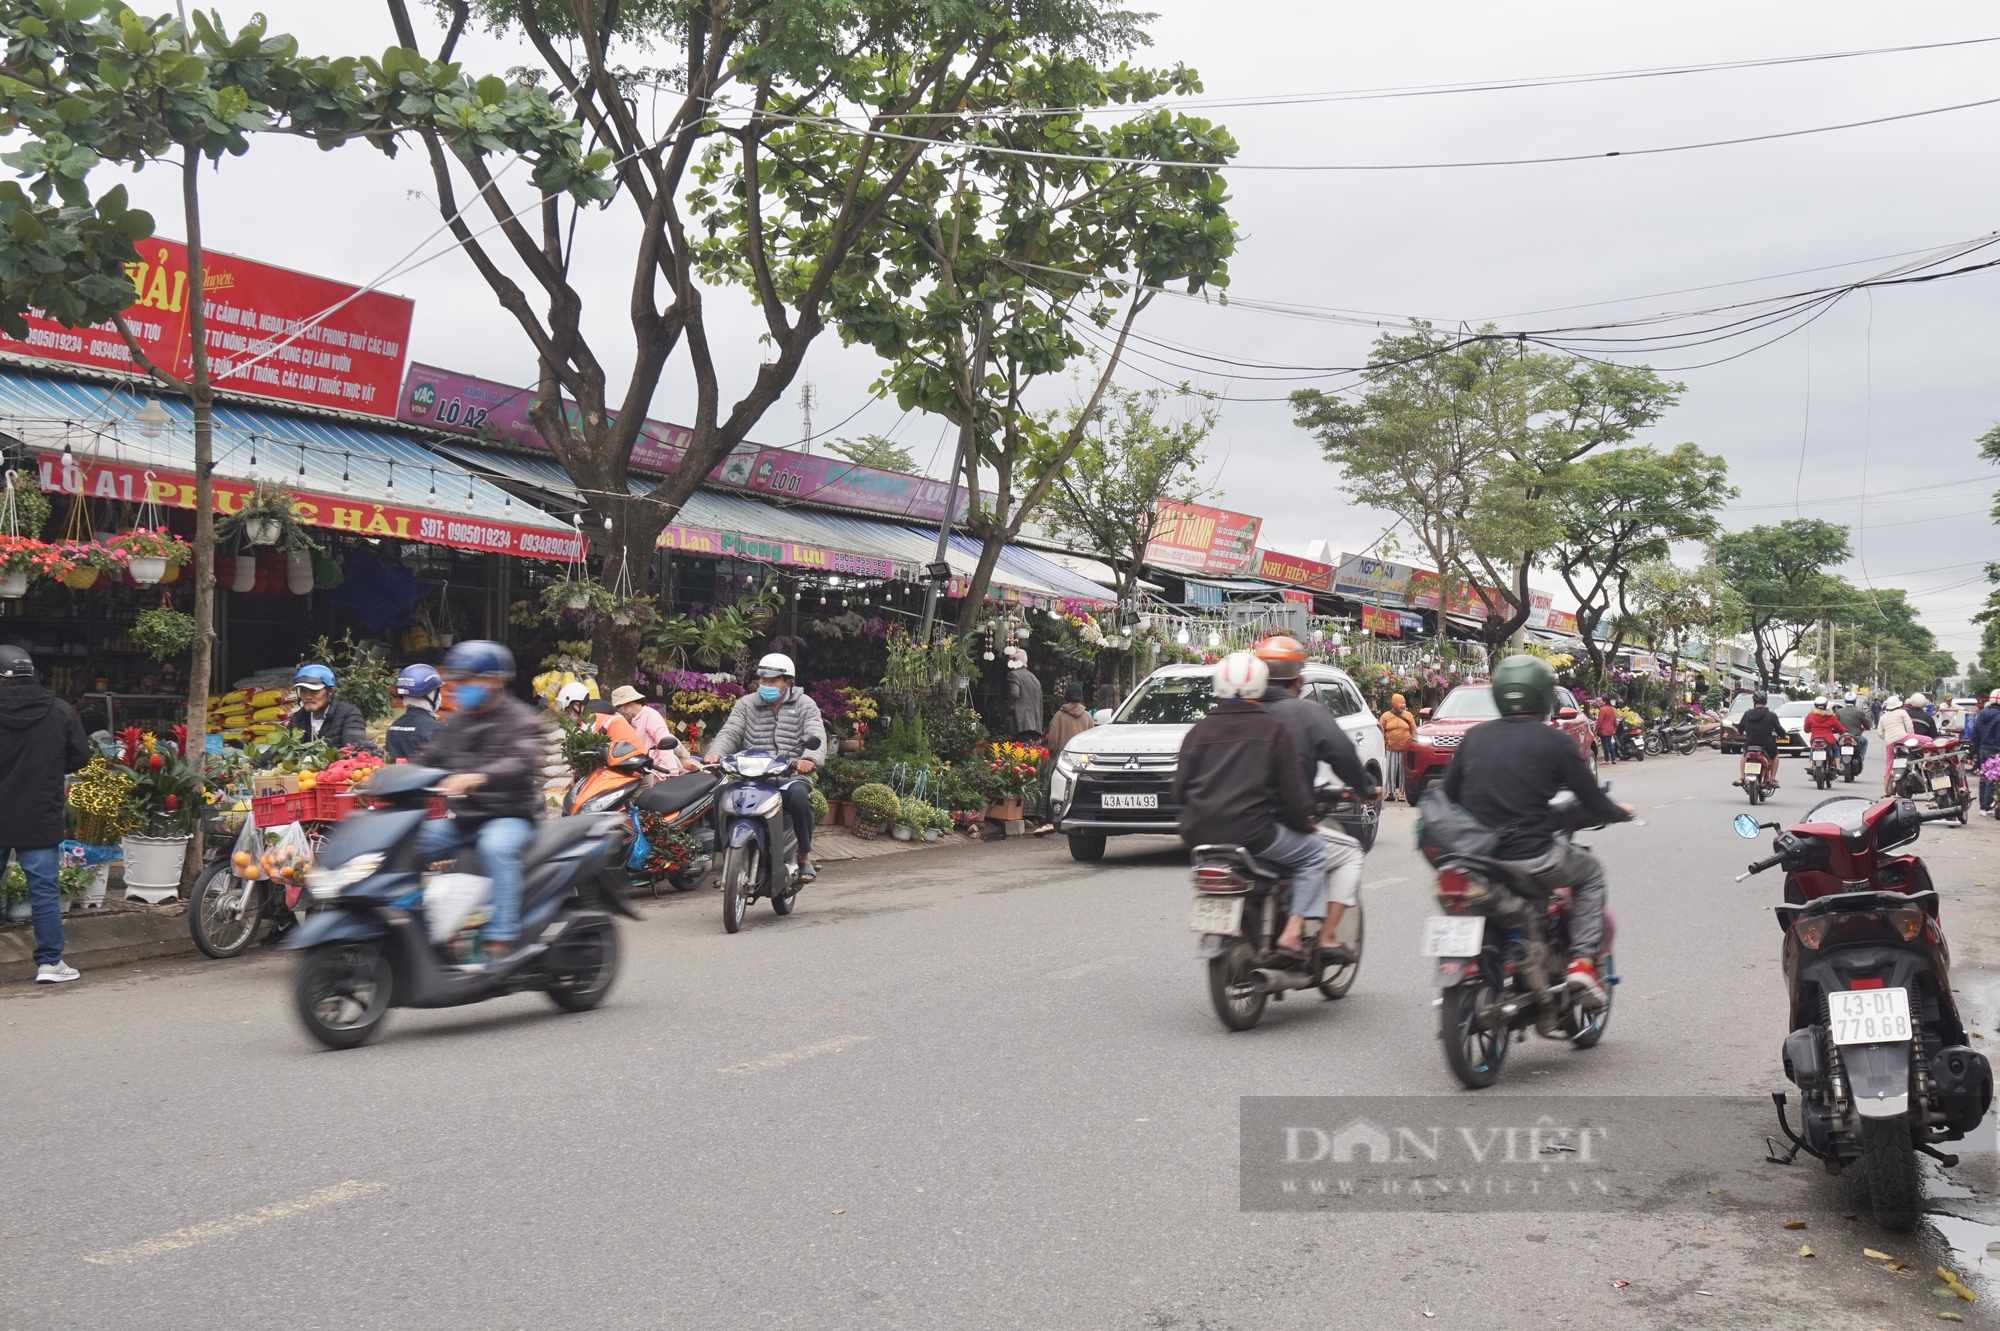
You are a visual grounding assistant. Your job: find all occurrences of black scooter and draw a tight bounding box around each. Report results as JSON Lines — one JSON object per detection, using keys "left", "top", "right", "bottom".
{"left": 283, "top": 765, "right": 636, "bottom": 1049}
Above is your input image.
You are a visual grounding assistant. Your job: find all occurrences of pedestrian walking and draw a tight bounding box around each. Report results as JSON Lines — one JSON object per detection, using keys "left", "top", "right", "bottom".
{"left": 1378, "top": 692, "right": 1415, "bottom": 799}
{"left": 1035, "top": 684, "right": 1096, "bottom": 835}
{"left": 0, "top": 646, "right": 93, "bottom": 983}
{"left": 1595, "top": 696, "right": 1620, "bottom": 763}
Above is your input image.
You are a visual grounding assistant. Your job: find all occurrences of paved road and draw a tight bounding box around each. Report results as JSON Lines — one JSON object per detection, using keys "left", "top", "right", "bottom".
{"left": 5, "top": 745, "right": 1997, "bottom": 1329}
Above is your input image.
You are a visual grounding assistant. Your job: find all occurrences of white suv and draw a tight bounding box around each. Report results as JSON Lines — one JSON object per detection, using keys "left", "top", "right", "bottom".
{"left": 1049, "top": 662, "right": 1387, "bottom": 862}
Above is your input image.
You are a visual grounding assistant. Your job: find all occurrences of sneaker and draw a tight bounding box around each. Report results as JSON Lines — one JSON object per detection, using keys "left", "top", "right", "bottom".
{"left": 35, "top": 961, "right": 80, "bottom": 984}
{"left": 1565, "top": 959, "right": 1606, "bottom": 1010}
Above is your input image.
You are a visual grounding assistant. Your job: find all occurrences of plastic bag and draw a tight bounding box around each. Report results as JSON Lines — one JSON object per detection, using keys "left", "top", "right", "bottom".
{"left": 257, "top": 822, "right": 315, "bottom": 907}
{"left": 422, "top": 873, "right": 491, "bottom": 944}
{"left": 229, "top": 816, "right": 267, "bottom": 880}
{"left": 1413, "top": 787, "right": 1499, "bottom": 865}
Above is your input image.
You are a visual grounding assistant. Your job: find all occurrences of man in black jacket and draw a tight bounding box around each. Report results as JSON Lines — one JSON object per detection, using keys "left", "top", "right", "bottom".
{"left": 1441, "top": 655, "right": 1631, "bottom": 1008}
{"left": 417, "top": 641, "right": 545, "bottom": 962}
{"left": 1173, "top": 652, "right": 1326, "bottom": 956}
{"left": 1255, "top": 636, "right": 1380, "bottom": 956}
{"left": 1735, "top": 691, "right": 1784, "bottom": 789}
{"left": 288, "top": 663, "right": 372, "bottom": 751}
{"left": 0, "top": 646, "right": 92, "bottom": 982}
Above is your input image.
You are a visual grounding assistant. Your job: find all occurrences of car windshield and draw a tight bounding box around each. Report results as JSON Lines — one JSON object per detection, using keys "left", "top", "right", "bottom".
{"left": 1777, "top": 702, "right": 1813, "bottom": 719}
{"left": 1431, "top": 687, "right": 1500, "bottom": 721}
{"left": 1114, "top": 674, "right": 1214, "bottom": 725}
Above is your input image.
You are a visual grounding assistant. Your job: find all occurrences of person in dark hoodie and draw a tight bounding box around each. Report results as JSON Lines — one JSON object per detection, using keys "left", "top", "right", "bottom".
{"left": 0, "top": 645, "right": 92, "bottom": 982}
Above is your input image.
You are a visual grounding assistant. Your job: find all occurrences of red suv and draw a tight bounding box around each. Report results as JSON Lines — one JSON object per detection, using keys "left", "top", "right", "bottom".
{"left": 1401, "top": 682, "right": 1598, "bottom": 800}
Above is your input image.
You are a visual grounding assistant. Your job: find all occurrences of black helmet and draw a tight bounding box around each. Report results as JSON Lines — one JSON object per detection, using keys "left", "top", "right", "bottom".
{"left": 0, "top": 644, "right": 30, "bottom": 677}
{"left": 1489, "top": 654, "right": 1555, "bottom": 718}
{"left": 1752, "top": 690, "right": 1768, "bottom": 705}
{"left": 442, "top": 639, "right": 517, "bottom": 681}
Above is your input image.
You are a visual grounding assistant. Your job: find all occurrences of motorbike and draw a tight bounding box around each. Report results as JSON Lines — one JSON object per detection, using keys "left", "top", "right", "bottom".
{"left": 282, "top": 764, "right": 636, "bottom": 1049}
{"left": 1732, "top": 796, "right": 1990, "bottom": 1229}
{"left": 1615, "top": 720, "right": 1646, "bottom": 763}
{"left": 1839, "top": 734, "right": 1863, "bottom": 784}
{"left": 1643, "top": 719, "right": 1698, "bottom": 757}
{"left": 189, "top": 811, "right": 310, "bottom": 959}
{"left": 563, "top": 735, "right": 719, "bottom": 893}
{"left": 1418, "top": 787, "right": 1621, "bottom": 1089}
{"left": 1740, "top": 748, "right": 1777, "bottom": 804}
{"left": 1807, "top": 738, "right": 1836, "bottom": 791}
{"left": 1190, "top": 787, "right": 1372, "bottom": 1031}
{"left": 714, "top": 736, "right": 822, "bottom": 934}
{"left": 1889, "top": 734, "right": 1970, "bottom": 823}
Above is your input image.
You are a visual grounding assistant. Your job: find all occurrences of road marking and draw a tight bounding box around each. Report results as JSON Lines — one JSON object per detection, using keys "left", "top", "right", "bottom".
{"left": 82, "top": 1180, "right": 386, "bottom": 1266}
{"left": 1364, "top": 877, "right": 1408, "bottom": 891}
{"left": 1045, "top": 955, "right": 1132, "bottom": 980}
{"left": 719, "top": 1034, "right": 870, "bottom": 1075}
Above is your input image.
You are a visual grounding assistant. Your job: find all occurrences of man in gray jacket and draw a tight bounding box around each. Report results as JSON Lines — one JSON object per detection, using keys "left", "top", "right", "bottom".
{"left": 1006, "top": 646, "right": 1044, "bottom": 742}
{"left": 705, "top": 653, "right": 827, "bottom": 881}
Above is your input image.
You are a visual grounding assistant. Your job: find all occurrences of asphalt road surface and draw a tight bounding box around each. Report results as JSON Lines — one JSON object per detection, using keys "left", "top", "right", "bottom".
{"left": 6, "top": 744, "right": 1999, "bottom": 1330}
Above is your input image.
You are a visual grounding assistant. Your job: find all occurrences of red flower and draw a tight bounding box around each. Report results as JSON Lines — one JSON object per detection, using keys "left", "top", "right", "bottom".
{"left": 171, "top": 724, "right": 187, "bottom": 753}
{"left": 148, "top": 752, "right": 163, "bottom": 771}
{"left": 164, "top": 794, "right": 178, "bottom": 811}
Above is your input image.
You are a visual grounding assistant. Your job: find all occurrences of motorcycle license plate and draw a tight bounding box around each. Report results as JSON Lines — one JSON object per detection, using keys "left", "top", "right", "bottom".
{"left": 1421, "top": 915, "right": 1485, "bottom": 957}
{"left": 1829, "top": 987, "right": 1912, "bottom": 1045}
{"left": 1102, "top": 793, "right": 1158, "bottom": 809}
{"left": 1931, "top": 774, "right": 1953, "bottom": 790}
{"left": 1189, "top": 895, "right": 1244, "bottom": 936}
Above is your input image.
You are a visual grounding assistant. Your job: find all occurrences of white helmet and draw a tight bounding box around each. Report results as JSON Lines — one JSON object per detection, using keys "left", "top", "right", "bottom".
{"left": 1907, "top": 692, "right": 1929, "bottom": 706}
{"left": 555, "top": 681, "right": 590, "bottom": 709}
{"left": 1990, "top": 689, "right": 2000, "bottom": 703}
{"left": 1813, "top": 695, "right": 1828, "bottom": 708}
{"left": 1843, "top": 691, "right": 1856, "bottom": 704}
{"left": 755, "top": 652, "right": 796, "bottom": 679}
{"left": 1212, "top": 651, "right": 1270, "bottom": 701}
{"left": 1883, "top": 694, "right": 1903, "bottom": 710}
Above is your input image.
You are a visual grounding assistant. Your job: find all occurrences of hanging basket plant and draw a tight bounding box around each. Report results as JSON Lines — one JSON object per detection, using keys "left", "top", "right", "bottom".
{"left": 132, "top": 605, "right": 198, "bottom": 661}
{"left": 218, "top": 480, "right": 321, "bottom": 553}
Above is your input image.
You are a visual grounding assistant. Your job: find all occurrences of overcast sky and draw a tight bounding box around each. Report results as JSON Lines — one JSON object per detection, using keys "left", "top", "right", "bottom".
{"left": 99, "top": 2, "right": 2000, "bottom": 667}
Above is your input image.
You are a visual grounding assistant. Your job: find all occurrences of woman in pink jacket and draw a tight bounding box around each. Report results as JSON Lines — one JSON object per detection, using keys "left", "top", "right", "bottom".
{"left": 611, "top": 685, "right": 692, "bottom": 776}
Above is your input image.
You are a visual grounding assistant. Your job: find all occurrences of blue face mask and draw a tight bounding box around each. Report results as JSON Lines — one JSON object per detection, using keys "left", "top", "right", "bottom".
{"left": 758, "top": 684, "right": 784, "bottom": 703}
{"left": 455, "top": 683, "right": 492, "bottom": 710}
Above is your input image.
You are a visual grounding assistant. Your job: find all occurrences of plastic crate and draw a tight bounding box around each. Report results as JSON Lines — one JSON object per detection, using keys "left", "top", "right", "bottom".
{"left": 250, "top": 791, "right": 312, "bottom": 825}
{"left": 308, "top": 788, "right": 358, "bottom": 822}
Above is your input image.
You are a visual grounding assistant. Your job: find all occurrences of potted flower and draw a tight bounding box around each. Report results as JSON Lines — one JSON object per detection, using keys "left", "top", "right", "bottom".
{"left": 851, "top": 782, "right": 899, "bottom": 840}
{"left": 2, "top": 862, "right": 26, "bottom": 920}
{"left": 133, "top": 604, "right": 199, "bottom": 660}
{"left": 901, "top": 798, "right": 948, "bottom": 842}
{"left": 66, "top": 755, "right": 138, "bottom": 907}
{"left": 219, "top": 480, "right": 319, "bottom": 552}
{"left": 980, "top": 740, "right": 1047, "bottom": 822}
{"left": 107, "top": 526, "right": 192, "bottom": 586}
{"left": 0, "top": 533, "right": 72, "bottom": 598}
{"left": 50, "top": 536, "right": 128, "bottom": 590}
{"left": 114, "top": 728, "right": 200, "bottom": 903}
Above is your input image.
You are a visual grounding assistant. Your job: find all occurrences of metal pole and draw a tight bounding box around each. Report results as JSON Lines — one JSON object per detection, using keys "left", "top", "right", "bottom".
{"left": 919, "top": 302, "right": 991, "bottom": 642}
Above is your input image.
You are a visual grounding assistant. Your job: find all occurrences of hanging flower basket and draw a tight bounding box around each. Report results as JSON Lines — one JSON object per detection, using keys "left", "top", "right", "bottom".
{"left": 61, "top": 564, "right": 101, "bottom": 590}
{"left": 0, "top": 568, "right": 25, "bottom": 598}
{"left": 245, "top": 517, "right": 281, "bottom": 546}
{"left": 218, "top": 480, "right": 320, "bottom": 553}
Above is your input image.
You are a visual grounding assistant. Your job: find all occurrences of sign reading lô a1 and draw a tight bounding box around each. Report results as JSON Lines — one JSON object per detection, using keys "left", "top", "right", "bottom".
{"left": 0, "top": 239, "right": 413, "bottom": 418}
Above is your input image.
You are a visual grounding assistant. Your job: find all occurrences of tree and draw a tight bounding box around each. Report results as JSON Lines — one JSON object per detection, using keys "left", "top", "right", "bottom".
{"left": 1624, "top": 559, "right": 1739, "bottom": 706}
{"left": 1293, "top": 324, "right": 1681, "bottom": 659}
{"left": 1827, "top": 585, "right": 1954, "bottom": 695}
{"left": 1043, "top": 382, "right": 1214, "bottom": 615}
{"left": 827, "top": 433, "right": 916, "bottom": 474}
{"left": 387, "top": 0, "right": 1173, "bottom": 680}
{"left": 0, "top": 1, "right": 593, "bottom": 873}
{"left": 1548, "top": 442, "right": 1734, "bottom": 681}
{"left": 1711, "top": 519, "right": 1851, "bottom": 686}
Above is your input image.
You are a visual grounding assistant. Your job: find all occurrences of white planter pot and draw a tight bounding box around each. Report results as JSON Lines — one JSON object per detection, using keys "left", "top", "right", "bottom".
{"left": 245, "top": 517, "right": 282, "bottom": 546}
{"left": 121, "top": 834, "right": 190, "bottom": 903}
{"left": 922, "top": 828, "right": 941, "bottom": 842}
{"left": 0, "top": 568, "right": 26, "bottom": 598}
{"left": 286, "top": 550, "right": 314, "bottom": 595}
{"left": 231, "top": 554, "right": 257, "bottom": 593}
{"left": 892, "top": 824, "right": 913, "bottom": 841}
{"left": 4, "top": 898, "right": 28, "bottom": 921}
{"left": 80, "top": 862, "right": 110, "bottom": 908}
{"left": 128, "top": 554, "right": 169, "bottom": 586}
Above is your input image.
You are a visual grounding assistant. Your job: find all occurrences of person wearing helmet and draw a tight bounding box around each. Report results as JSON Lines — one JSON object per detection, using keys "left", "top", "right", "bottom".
{"left": 554, "top": 680, "right": 593, "bottom": 726}
{"left": 1735, "top": 690, "right": 1784, "bottom": 790}
{"left": 1834, "top": 692, "right": 1871, "bottom": 766}
{"left": 385, "top": 664, "right": 443, "bottom": 761}
{"left": 417, "top": 641, "right": 545, "bottom": 962}
{"left": 288, "top": 663, "right": 371, "bottom": 750}
{"left": 1877, "top": 694, "right": 1915, "bottom": 796}
{"left": 1440, "top": 655, "right": 1632, "bottom": 1008}
{"left": 1971, "top": 690, "right": 2000, "bottom": 814}
{"left": 704, "top": 652, "right": 828, "bottom": 882}
{"left": 1172, "top": 652, "right": 1328, "bottom": 956}
{"left": 1905, "top": 692, "right": 1938, "bottom": 739}
{"left": 1254, "top": 635, "right": 1380, "bottom": 955}
{"left": 1803, "top": 695, "right": 1843, "bottom": 749}
{"left": 0, "top": 645, "right": 91, "bottom": 983}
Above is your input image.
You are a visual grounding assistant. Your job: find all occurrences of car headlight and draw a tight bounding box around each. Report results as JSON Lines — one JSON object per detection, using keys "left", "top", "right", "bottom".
{"left": 1055, "top": 751, "right": 1088, "bottom": 777}
{"left": 309, "top": 852, "right": 383, "bottom": 901}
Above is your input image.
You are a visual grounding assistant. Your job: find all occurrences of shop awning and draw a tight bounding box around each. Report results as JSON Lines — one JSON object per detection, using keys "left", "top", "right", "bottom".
{"left": 0, "top": 369, "right": 583, "bottom": 561}
{"left": 1027, "top": 549, "right": 1160, "bottom": 596}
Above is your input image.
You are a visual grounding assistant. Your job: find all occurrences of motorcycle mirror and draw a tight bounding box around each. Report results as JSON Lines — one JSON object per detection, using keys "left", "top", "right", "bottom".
{"left": 1732, "top": 813, "right": 1762, "bottom": 839}
{"left": 803, "top": 735, "right": 822, "bottom": 751}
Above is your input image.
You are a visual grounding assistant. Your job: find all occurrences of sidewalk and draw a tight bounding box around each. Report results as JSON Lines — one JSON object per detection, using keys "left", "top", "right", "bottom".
{"left": 812, "top": 824, "right": 982, "bottom": 863}
{"left": 0, "top": 896, "right": 193, "bottom": 983}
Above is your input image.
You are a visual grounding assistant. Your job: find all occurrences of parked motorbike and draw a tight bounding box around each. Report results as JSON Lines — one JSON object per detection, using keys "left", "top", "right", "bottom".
{"left": 1839, "top": 734, "right": 1863, "bottom": 784}
{"left": 1732, "top": 796, "right": 1990, "bottom": 1229}
{"left": 1190, "top": 787, "right": 1371, "bottom": 1031}
{"left": 1889, "top": 735, "right": 1970, "bottom": 823}
{"left": 1419, "top": 787, "right": 1621, "bottom": 1089}
{"left": 1807, "top": 738, "right": 1836, "bottom": 791}
{"left": 563, "top": 734, "right": 719, "bottom": 892}
{"left": 1641, "top": 719, "right": 1696, "bottom": 756}
{"left": 282, "top": 765, "right": 635, "bottom": 1049}
{"left": 713, "top": 737, "right": 821, "bottom": 933}
{"left": 1615, "top": 720, "right": 1646, "bottom": 763}
{"left": 1740, "top": 748, "right": 1777, "bottom": 804}
{"left": 189, "top": 813, "right": 307, "bottom": 959}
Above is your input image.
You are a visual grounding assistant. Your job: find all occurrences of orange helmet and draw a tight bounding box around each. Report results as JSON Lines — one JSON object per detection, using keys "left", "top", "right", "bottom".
{"left": 1254, "top": 634, "right": 1307, "bottom": 680}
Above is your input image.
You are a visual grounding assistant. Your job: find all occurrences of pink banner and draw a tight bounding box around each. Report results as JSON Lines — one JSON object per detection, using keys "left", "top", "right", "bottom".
{"left": 656, "top": 524, "right": 893, "bottom": 580}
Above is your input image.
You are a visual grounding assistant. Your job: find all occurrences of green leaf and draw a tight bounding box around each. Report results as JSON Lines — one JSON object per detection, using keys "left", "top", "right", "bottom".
{"left": 475, "top": 74, "right": 506, "bottom": 105}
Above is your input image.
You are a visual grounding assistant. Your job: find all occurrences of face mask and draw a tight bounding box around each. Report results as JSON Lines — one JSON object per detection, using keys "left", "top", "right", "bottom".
{"left": 456, "top": 683, "right": 492, "bottom": 710}
{"left": 758, "top": 684, "right": 783, "bottom": 703}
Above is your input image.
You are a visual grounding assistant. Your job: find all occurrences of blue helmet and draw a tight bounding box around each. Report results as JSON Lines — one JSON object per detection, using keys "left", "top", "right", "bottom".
{"left": 295, "top": 663, "right": 337, "bottom": 691}
{"left": 394, "top": 663, "right": 442, "bottom": 699}
{"left": 442, "top": 639, "right": 516, "bottom": 681}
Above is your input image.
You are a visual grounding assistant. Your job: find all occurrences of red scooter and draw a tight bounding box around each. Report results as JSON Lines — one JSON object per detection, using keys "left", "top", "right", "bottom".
{"left": 1734, "top": 795, "right": 1991, "bottom": 1229}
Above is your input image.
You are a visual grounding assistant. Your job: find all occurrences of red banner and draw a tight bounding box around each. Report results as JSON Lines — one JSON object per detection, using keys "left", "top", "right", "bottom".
{"left": 1145, "top": 500, "right": 1262, "bottom": 576}
{"left": 1255, "top": 547, "right": 1335, "bottom": 592}
{"left": 37, "top": 454, "right": 583, "bottom": 563}
{"left": 0, "top": 240, "right": 412, "bottom": 417}
{"left": 1361, "top": 604, "right": 1402, "bottom": 637}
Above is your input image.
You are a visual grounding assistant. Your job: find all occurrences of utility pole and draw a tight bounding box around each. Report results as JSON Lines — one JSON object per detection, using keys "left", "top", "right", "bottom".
{"left": 919, "top": 302, "right": 993, "bottom": 642}
{"left": 798, "top": 382, "right": 816, "bottom": 454}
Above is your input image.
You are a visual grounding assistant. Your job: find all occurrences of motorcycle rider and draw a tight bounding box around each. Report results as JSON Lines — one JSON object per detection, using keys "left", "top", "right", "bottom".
{"left": 288, "top": 663, "right": 372, "bottom": 750}
{"left": 1440, "top": 655, "right": 1632, "bottom": 1007}
{"left": 1906, "top": 692, "right": 1938, "bottom": 739}
{"left": 704, "top": 653, "right": 826, "bottom": 883}
{"left": 1735, "top": 691, "right": 1783, "bottom": 790}
{"left": 1970, "top": 689, "right": 2000, "bottom": 814}
{"left": 1172, "top": 652, "right": 1326, "bottom": 957}
{"left": 1879, "top": 694, "right": 1916, "bottom": 795}
{"left": 385, "top": 664, "right": 442, "bottom": 761}
{"left": 417, "top": 641, "right": 545, "bottom": 963}
{"left": 1803, "top": 694, "right": 1843, "bottom": 771}
{"left": 1835, "top": 691, "right": 1871, "bottom": 768}
{"left": 1253, "top": 636, "right": 1381, "bottom": 955}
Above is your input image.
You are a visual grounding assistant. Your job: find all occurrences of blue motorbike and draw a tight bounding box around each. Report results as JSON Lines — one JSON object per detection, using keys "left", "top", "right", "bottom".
{"left": 714, "top": 736, "right": 821, "bottom": 933}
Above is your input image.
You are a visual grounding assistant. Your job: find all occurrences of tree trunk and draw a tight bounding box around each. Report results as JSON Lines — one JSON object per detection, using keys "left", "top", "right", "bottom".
{"left": 180, "top": 155, "right": 214, "bottom": 893}
{"left": 952, "top": 525, "right": 1008, "bottom": 639}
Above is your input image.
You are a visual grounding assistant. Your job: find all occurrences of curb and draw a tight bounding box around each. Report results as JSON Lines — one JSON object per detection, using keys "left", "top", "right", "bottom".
{"left": 0, "top": 901, "right": 193, "bottom": 983}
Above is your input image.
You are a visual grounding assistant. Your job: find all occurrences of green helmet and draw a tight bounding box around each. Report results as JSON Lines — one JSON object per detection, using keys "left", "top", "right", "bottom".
{"left": 1490, "top": 654, "right": 1556, "bottom": 718}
